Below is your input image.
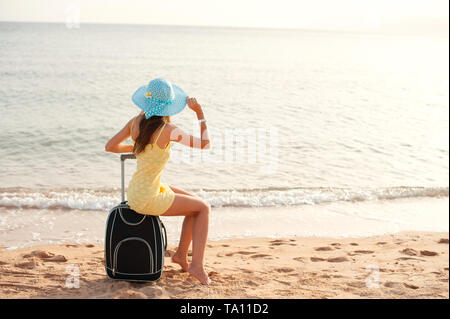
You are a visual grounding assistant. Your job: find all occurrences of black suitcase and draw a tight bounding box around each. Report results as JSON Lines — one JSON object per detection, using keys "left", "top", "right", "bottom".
{"left": 105, "top": 153, "right": 168, "bottom": 282}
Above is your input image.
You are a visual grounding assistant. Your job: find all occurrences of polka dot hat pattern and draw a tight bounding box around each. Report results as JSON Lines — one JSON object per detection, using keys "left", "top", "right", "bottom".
{"left": 132, "top": 78, "right": 188, "bottom": 119}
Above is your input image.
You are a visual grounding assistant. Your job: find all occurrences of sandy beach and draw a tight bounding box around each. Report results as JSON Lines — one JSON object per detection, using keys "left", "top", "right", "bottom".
{"left": 0, "top": 231, "right": 448, "bottom": 299}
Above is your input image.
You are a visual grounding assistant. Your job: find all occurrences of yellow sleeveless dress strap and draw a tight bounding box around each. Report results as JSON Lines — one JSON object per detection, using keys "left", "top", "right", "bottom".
{"left": 153, "top": 122, "right": 167, "bottom": 147}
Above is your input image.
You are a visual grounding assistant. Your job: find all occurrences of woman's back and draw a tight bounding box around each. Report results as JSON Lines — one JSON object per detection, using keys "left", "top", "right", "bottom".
{"left": 127, "top": 119, "right": 175, "bottom": 215}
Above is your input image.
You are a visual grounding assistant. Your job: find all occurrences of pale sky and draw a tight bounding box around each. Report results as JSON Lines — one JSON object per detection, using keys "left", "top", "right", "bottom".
{"left": 0, "top": 0, "right": 448, "bottom": 31}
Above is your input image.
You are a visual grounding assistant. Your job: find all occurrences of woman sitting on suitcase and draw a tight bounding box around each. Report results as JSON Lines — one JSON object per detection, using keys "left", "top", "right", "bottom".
{"left": 105, "top": 78, "right": 211, "bottom": 285}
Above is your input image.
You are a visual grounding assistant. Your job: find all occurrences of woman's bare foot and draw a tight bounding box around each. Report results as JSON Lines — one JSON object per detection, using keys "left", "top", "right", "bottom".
{"left": 188, "top": 264, "right": 211, "bottom": 285}
{"left": 171, "top": 252, "right": 189, "bottom": 272}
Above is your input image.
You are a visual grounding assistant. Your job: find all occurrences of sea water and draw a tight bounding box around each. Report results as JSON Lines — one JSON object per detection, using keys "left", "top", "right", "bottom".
{"left": 0, "top": 22, "right": 448, "bottom": 247}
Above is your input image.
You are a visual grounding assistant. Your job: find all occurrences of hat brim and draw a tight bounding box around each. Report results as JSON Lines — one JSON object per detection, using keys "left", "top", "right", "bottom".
{"left": 132, "top": 83, "right": 187, "bottom": 117}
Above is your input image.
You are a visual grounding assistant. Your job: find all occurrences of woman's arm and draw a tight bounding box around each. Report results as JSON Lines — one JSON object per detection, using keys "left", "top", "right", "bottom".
{"left": 105, "top": 118, "right": 135, "bottom": 153}
{"left": 170, "top": 97, "right": 210, "bottom": 149}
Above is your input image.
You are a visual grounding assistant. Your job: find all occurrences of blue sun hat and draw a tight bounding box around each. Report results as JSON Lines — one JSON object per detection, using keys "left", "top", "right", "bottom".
{"left": 132, "top": 78, "right": 187, "bottom": 119}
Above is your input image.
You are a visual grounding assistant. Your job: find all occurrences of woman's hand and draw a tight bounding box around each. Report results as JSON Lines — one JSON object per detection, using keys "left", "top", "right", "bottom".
{"left": 187, "top": 97, "right": 202, "bottom": 114}
{"left": 171, "top": 96, "right": 209, "bottom": 149}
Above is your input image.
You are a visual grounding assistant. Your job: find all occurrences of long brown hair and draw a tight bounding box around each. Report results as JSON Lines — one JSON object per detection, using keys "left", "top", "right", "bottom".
{"left": 133, "top": 115, "right": 167, "bottom": 154}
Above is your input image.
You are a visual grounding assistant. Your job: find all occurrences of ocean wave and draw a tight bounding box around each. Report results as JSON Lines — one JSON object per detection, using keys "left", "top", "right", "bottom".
{"left": 0, "top": 186, "right": 447, "bottom": 211}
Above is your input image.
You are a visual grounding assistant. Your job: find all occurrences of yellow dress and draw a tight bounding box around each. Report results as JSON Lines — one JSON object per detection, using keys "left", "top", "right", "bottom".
{"left": 127, "top": 120, "right": 175, "bottom": 216}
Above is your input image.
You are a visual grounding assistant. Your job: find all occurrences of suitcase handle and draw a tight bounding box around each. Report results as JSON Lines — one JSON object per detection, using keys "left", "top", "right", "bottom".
{"left": 161, "top": 221, "right": 168, "bottom": 251}
{"left": 120, "top": 153, "right": 136, "bottom": 202}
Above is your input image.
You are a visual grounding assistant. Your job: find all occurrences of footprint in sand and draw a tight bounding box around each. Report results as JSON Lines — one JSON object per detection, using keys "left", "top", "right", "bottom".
{"left": 396, "top": 257, "right": 425, "bottom": 262}
{"left": 310, "top": 257, "right": 326, "bottom": 262}
{"left": 244, "top": 280, "right": 259, "bottom": 287}
{"left": 274, "top": 279, "right": 291, "bottom": 285}
{"left": 348, "top": 281, "right": 366, "bottom": 288}
{"left": 240, "top": 269, "right": 253, "bottom": 274}
{"left": 115, "top": 289, "right": 150, "bottom": 299}
{"left": 376, "top": 242, "right": 388, "bottom": 245}
{"left": 226, "top": 251, "right": 257, "bottom": 257}
{"left": 236, "top": 251, "right": 257, "bottom": 255}
{"left": 15, "top": 259, "right": 39, "bottom": 269}
{"left": 420, "top": 250, "right": 439, "bottom": 257}
{"left": 250, "top": 254, "right": 272, "bottom": 259}
{"left": 129, "top": 282, "right": 148, "bottom": 289}
{"left": 293, "top": 257, "right": 305, "bottom": 262}
{"left": 385, "top": 282, "right": 420, "bottom": 290}
{"left": 85, "top": 244, "right": 95, "bottom": 248}
{"left": 23, "top": 250, "right": 53, "bottom": 259}
{"left": 221, "top": 244, "right": 230, "bottom": 247}
{"left": 270, "top": 240, "right": 288, "bottom": 246}
{"left": 400, "top": 248, "right": 418, "bottom": 256}
{"left": 23, "top": 250, "right": 67, "bottom": 263}
{"left": 314, "top": 246, "right": 334, "bottom": 251}
{"left": 354, "top": 250, "right": 374, "bottom": 254}
{"left": 330, "top": 243, "right": 342, "bottom": 249}
{"left": 274, "top": 267, "right": 295, "bottom": 273}
{"left": 350, "top": 243, "right": 359, "bottom": 246}
{"left": 45, "top": 255, "right": 67, "bottom": 262}
{"left": 43, "top": 273, "right": 64, "bottom": 280}
{"left": 163, "top": 269, "right": 180, "bottom": 279}
{"left": 384, "top": 281, "right": 403, "bottom": 289}
{"left": 207, "top": 271, "right": 225, "bottom": 282}
{"left": 327, "top": 257, "right": 349, "bottom": 263}
{"left": 438, "top": 238, "right": 449, "bottom": 244}
{"left": 222, "top": 274, "right": 237, "bottom": 281}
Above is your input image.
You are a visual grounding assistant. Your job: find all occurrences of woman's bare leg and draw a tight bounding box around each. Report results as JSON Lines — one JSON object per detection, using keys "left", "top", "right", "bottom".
{"left": 168, "top": 186, "right": 197, "bottom": 271}
{"left": 162, "top": 193, "right": 211, "bottom": 285}
{"left": 171, "top": 216, "right": 193, "bottom": 272}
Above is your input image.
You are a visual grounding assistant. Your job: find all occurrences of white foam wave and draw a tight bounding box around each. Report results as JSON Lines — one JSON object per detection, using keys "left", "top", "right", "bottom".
{"left": 0, "top": 186, "right": 447, "bottom": 211}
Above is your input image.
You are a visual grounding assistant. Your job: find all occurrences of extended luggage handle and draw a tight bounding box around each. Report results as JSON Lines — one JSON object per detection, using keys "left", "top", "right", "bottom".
{"left": 161, "top": 222, "right": 168, "bottom": 251}
{"left": 120, "top": 153, "right": 136, "bottom": 202}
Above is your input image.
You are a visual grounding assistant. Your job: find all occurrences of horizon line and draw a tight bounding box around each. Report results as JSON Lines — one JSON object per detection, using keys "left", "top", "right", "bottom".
{"left": 1, "top": 19, "right": 449, "bottom": 36}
